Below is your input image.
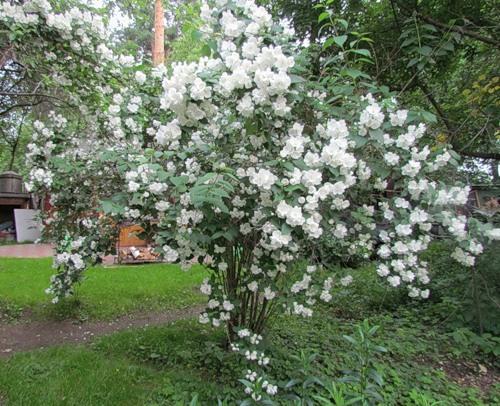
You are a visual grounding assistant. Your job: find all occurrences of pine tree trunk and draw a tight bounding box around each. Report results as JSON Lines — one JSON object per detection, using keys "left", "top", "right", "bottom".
{"left": 152, "top": 0, "right": 165, "bottom": 66}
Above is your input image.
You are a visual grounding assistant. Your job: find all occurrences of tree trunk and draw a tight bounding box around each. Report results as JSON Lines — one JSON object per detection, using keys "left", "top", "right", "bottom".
{"left": 152, "top": 0, "right": 165, "bottom": 66}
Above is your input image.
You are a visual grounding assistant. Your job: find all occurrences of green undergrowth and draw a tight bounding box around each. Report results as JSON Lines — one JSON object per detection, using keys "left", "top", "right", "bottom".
{"left": 1, "top": 309, "right": 498, "bottom": 405}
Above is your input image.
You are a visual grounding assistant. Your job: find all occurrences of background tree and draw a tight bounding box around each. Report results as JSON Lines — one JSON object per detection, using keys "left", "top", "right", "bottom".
{"left": 260, "top": 0, "right": 500, "bottom": 180}
{"left": 0, "top": 0, "right": 203, "bottom": 173}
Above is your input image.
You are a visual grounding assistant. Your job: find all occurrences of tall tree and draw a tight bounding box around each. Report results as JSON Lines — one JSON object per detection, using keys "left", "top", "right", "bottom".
{"left": 152, "top": 0, "right": 165, "bottom": 65}
{"left": 263, "top": 0, "right": 500, "bottom": 180}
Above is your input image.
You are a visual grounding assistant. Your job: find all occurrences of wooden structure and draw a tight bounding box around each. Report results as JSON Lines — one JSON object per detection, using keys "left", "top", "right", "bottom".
{"left": 0, "top": 172, "right": 31, "bottom": 241}
{"left": 116, "top": 223, "right": 161, "bottom": 264}
{"left": 467, "top": 184, "right": 500, "bottom": 215}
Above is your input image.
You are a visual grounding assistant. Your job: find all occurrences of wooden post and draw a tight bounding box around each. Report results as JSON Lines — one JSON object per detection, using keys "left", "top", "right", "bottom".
{"left": 152, "top": 0, "right": 165, "bottom": 66}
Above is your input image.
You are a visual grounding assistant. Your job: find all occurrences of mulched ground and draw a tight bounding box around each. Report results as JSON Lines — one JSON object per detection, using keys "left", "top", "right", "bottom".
{"left": 0, "top": 304, "right": 204, "bottom": 357}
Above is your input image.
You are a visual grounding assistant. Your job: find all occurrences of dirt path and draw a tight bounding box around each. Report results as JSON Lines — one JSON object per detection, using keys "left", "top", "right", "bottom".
{"left": 0, "top": 304, "right": 204, "bottom": 357}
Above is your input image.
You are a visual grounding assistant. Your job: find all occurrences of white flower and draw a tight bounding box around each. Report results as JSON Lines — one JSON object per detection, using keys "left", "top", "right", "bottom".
{"left": 238, "top": 329, "right": 250, "bottom": 338}
{"left": 451, "top": 247, "right": 475, "bottom": 267}
{"left": 320, "top": 291, "right": 332, "bottom": 302}
{"left": 200, "top": 278, "right": 212, "bottom": 295}
{"left": 377, "top": 264, "right": 390, "bottom": 277}
{"left": 236, "top": 94, "right": 254, "bottom": 117}
{"left": 126, "top": 182, "right": 141, "bottom": 195}
{"left": 401, "top": 160, "right": 421, "bottom": 178}
{"left": 162, "top": 245, "right": 178, "bottom": 262}
{"left": 156, "top": 120, "right": 182, "bottom": 146}
{"left": 247, "top": 281, "right": 258, "bottom": 292}
{"left": 135, "top": 71, "right": 147, "bottom": 84}
{"left": 359, "top": 102, "right": 384, "bottom": 130}
{"left": 390, "top": 109, "right": 408, "bottom": 126}
{"left": 301, "top": 169, "right": 322, "bottom": 188}
{"left": 268, "top": 230, "right": 291, "bottom": 249}
{"left": 248, "top": 168, "right": 278, "bottom": 190}
{"left": 395, "top": 198, "right": 410, "bottom": 209}
{"left": 263, "top": 287, "right": 276, "bottom": 300}
{"left": 70, "top": 253, "right": 84, "bottom": 270}
{"left": 207, "top": 299, "right": 219, "bottom": 309}
{"left": 220, "top": 10, "right": 245, "bottom": 38}
{"left": 148, "top": 182, "right": 168, "bottom": 194}
{"left": 384, "top": 152, "right": 400, "bottom": 166}
{"left": 155, "top": 201, "right": 170, "bottom": 212}
{"left": 387, "top": 275, "right": 401, "bottom": 287}
{"left": 340, "top": 275, "right": 353, "bottom": 286}
{"left": 266, "top": 384, "right": 278, "bottom": 396}
{"left": 199, "top": 313, "right": 209, "bottom": 324}
{"left": 222, "top": 300, "right": 234, "bottom": 311}
{"left": 486, "top": 228, "right": 500, "bottom": 240}
{"left": 306, "top": 265, "right": 317, "bottom": 273}
{"left": 280, "top": 123, "right": 308, "bottom": 159}
{"left": 395, "top": 224, "right": 412, "bottom": 237}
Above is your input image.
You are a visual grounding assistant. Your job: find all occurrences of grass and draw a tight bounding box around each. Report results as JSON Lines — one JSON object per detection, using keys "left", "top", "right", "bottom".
{"left": 0, "top": 320, "right": 226, "bottom": 406}
{"left": 1, "top": 313, "right": 498, "bottom": 405}
{"left": 0, "top": 258, "right": 206, "bottom": 321}
{"left": 0, "top": 346, "right": 171, "bottom": 405}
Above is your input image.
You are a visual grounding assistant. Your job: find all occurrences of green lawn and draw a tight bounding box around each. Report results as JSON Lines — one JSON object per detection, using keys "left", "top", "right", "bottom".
{"left": 0, "top": 258, "right": 206, "bottom": 321}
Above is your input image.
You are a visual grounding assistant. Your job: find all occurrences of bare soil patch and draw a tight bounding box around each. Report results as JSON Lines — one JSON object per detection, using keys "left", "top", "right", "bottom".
{"left": 439, "top": 358, "right": 500, "bottom": 394}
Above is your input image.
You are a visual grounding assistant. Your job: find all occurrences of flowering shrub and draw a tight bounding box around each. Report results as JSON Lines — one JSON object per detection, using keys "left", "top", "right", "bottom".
{"left": 8, "top": 0, "right": 499, "bottom": 402}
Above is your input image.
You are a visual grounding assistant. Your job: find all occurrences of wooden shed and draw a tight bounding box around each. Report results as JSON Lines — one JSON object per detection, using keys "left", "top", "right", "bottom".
{"left": 0, "top": 172, "right": 31, "bottom": 241}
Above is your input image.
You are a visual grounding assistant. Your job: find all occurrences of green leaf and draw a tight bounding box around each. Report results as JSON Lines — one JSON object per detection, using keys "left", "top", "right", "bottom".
{"left": 189, "top": 394, "right": 199, "bottom": 406}
{"left": 337, "top": 18, "right": 349, "bottom": 30}
{"left": 422, "top": 23, "right": 438, "bottom": 32}
{"left": 343, "top": 335, "right": 357, "bottom": 345}
{"left": 350, "top": 49, "right": 371, "bottom": 58}
{"left": 400, "top": 37, "right": 416, "bottom": 47}
{"left": 407, "top": 58, "right": 420, "bottom": 68}
{"left": 421, "top": 111, "right": 437, "bottom": 123}
{"left": 333, "top": 35, "right": 348, "bottom": 47}
{"left": 191, "top": 30, "right": 202, "bottom": 41}
{"left": 170, "top": 175, "right": 189, "bottom": 191}
{"left": 350, "top": 134, "right": 368, "bottom": 147}
{"left": 341, "top": 68, "right": 369, "bottom": 80}
{"left": 201, "top": 44, "right": 212, "bottom": 57}
{"left": 318, "top": 12, "right": 330, "bottom": 23}
{"left": 290, "top": 74, "right": 306, "bottom": 84}
{"left": 285, "top": 379, "right": 301, "bottom": 388}
{"left": 100, "top": 200, "right": 124, "bottom": 214}
{"left": 323, "top": 37, "right": 335, "bottom": 50}
{"left": 419, "top": 45, "right": 433, "bottom": 56}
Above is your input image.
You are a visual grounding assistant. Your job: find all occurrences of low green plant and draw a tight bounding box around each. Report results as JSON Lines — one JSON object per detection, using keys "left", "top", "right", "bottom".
{"left": 422, "top": 241, "right": 500, "bottom": 334}
{"left": 283, "top": 350, "right": 323, "bottom": 405}
{"left": 408, "top": 389, "right": 445, "bottom": 405}
{"left": 313, "top": 381, "right": 358, "bottom": 405}
{"left": 340, "top": 320, "right": 387, "bottom": 405}
{"left": 447, "top": 328, "right": 500, "bottom": 359}
{"left": 0, "top": 299, "right": 23, "bottom": 322}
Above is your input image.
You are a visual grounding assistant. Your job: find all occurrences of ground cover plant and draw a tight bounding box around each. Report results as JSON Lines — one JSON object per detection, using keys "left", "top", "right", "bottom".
{"left": 0, "top": 288, "right": 498, "bottom": 405}
{"left": 1, "top": 248, "right": 499, "bottom": 405}
{"left": 0, "top": 258, "right": 205, "bottom": 322}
